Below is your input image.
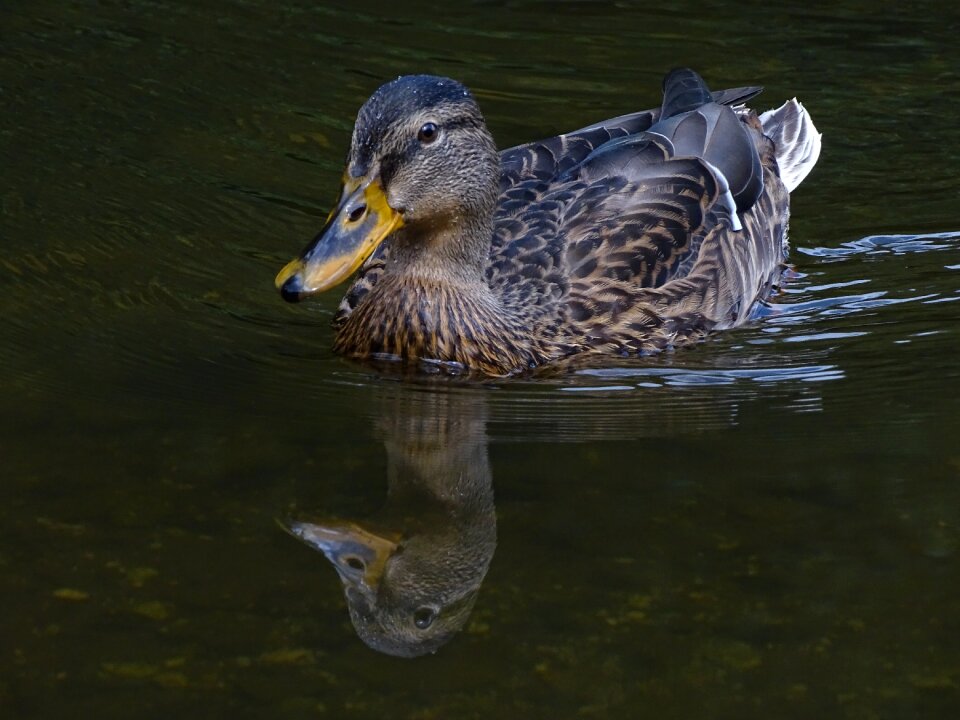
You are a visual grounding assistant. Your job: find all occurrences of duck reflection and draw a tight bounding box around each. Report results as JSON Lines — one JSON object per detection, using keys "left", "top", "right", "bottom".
{"left": 286, "top": 389, "right": 496, "bottom": 657}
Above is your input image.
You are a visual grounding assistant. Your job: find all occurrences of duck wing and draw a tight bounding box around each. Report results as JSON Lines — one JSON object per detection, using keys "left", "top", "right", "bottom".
{"left": 646, "top": 68, "right": 764, "bottom": 213}
{"left": 486, "top": 131, "right": 734, "bottom": 305}
{"left": 487, "top": 71, "right": 765, "bottom": 290}
{"left": 486, "top": 70, "right": 787, "bottom": 355}
{"left": 485, "top": 122, "right": 782, "bottom": 355}
{"left": 498, "top": 79, "right": 762, "bottom": 190}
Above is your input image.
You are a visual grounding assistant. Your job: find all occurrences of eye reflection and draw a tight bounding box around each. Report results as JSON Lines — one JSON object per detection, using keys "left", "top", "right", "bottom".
{"left": 413, "top": 607, "right": 437, "bottom": 630}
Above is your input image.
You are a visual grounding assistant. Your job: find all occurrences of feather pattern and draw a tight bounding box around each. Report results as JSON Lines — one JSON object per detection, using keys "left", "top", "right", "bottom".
{"left": 318, "top": 70, "right": 818, "bottom": 376}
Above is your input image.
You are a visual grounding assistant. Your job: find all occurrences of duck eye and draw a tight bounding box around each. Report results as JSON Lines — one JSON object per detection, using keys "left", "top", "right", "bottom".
{"left": 417, "top": 122, "right": 439, "bottom": 144}
{"left": 413, "top": 607, "right": 436, "bottom": 630}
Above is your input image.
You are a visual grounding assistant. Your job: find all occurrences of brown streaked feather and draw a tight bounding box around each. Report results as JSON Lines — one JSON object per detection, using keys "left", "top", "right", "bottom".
{"left": 333, "top": 91, "right": 795, "bottom": 376}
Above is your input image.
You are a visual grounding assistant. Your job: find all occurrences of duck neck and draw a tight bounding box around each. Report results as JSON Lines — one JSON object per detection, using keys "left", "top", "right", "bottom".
{"left": 386, "top": 211, "right": 493, "bottom": 288}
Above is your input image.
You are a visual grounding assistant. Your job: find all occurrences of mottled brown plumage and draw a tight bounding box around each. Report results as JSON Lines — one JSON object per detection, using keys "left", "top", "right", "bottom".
{"left": 277, "top": 69, "right": 820, "bottom": 376}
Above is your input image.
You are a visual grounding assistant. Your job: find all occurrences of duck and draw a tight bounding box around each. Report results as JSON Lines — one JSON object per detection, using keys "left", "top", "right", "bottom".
{"left": 275, "top": 68, "right": 821, "bottom": 376}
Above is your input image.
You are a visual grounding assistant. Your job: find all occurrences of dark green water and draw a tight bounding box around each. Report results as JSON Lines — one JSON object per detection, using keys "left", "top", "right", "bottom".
{"left": 3, "top": 0, "right": 960, "bottom": 717}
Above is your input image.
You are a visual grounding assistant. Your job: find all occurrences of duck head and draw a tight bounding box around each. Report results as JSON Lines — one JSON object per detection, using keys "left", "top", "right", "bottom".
{"left": 284, "top": 389, "right": 496, "bottom": 657}
{"left": 286, "top": 515, "right": 491, "bottom": 658}
{"left": 276, "top": 75, "right": 499, "bottom": 301}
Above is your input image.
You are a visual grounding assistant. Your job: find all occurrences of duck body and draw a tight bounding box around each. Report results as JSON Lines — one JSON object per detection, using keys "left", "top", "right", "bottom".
{"left": 277, "top": 69, "right": 821, "bottom": 376}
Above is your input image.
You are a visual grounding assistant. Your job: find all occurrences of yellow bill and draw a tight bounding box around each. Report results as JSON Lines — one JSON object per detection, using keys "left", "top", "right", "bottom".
{"left": 276, "top": 178, "right": 403, "bottom": 302}
{"left": 284, "top": 518, "right": 400, "bottom": 593}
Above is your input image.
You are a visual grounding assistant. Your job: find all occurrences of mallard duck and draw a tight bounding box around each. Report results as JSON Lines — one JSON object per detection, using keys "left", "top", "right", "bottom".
{"left": 275, "top": 68, "right": 820, "bottom": 375}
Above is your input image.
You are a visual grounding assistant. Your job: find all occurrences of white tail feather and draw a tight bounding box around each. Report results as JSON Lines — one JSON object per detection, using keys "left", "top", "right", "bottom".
{"left": 759, "top": 99, "right": 822, "bottom": 192}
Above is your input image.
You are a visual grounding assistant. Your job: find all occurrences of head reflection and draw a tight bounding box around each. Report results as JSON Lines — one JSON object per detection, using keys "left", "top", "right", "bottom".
{"left": 286, "top": 389, "right": 495, "bottom": 657}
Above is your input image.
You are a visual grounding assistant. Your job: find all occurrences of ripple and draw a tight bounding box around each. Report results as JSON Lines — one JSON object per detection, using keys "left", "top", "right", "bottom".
{"left": 19, "top": 224, "right": 956, "bottom": 446}
{"left": 797, "top": 230, "right": 960, "bottom": 259}
{"left": 575, "top": 363, "right": 845, "bottom": 386}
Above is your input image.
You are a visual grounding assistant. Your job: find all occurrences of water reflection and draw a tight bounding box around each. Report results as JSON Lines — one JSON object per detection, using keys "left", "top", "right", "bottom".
{"left": 286, "top": 388, "right": 496, "bottom": 657}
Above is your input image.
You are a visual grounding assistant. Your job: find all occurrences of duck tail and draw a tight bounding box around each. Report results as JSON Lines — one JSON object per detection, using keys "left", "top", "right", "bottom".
{"left": 759, "top": 99, "right": 822, "bottom": 192}
{"left": 660, "top": 68, "right": 714, "bottom": 118}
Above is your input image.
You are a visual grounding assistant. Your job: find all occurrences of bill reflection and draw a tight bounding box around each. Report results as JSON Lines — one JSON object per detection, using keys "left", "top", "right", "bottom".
{"left": 285, "top": 390, "right": 496, "bottom": 657}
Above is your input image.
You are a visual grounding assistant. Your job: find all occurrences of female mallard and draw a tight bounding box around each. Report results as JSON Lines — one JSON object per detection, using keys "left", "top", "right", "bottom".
{"left": 276, "top": 68, "right": 820, "bottom": 376}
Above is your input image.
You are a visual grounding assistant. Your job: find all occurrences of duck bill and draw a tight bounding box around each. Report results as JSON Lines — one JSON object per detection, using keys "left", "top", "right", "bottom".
{"left": 275, "top": 178, "right": 403, "bottom": 302}
{"left": 285, "top": 519, "right": 400, "bottom": 594}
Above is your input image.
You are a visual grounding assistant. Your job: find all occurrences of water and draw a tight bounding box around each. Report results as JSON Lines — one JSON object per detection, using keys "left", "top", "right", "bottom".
{"left": 3, "top": 0, "right": 960, "bottom": 717}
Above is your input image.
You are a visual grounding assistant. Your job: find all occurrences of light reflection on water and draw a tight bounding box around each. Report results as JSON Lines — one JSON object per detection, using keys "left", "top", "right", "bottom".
{"left": 572, "top": 364, "right": 845, "bottom": 387}
{"left": 798, "top": 231, "right": 960, "bottom": 259}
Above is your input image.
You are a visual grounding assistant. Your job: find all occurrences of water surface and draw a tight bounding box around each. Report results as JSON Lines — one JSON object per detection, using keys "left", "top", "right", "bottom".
{"left": 3, "top": 1, "right": 960, "bottom": 718}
